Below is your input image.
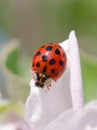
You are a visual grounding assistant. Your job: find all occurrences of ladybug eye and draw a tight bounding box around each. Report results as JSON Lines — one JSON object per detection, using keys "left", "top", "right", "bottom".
{"left": 35, "top": 82, "right": 40, "bottom": 86}
{"left": 42, "top": 77, "right": 46, "bottom": 83}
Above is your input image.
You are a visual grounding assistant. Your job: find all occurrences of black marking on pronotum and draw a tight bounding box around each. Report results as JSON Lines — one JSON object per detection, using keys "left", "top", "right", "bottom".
{"left": 49, "top": 58, "right": 56, "bottom": 65}
{"left": 36, "top": 74, "right": 41, "bottom": 81}
{"left": 42, "top": 66, "right": 47, "bottom": 73}
{"left": 59, "top": 60, "right": 64, "bottom": 66}
{"left": 36, "top": 51, "right": 41, "bottom": 56}
{"left": 36, "top": 62, "right": 40, "bottom": 67}
{"left": 42, "top": 55, "right": 47, "bottom": 62}
{"left": 55, "top": 49, "right": 60, "bottom": 55}
{"left": 42, "top": 77, "right": 47, "bottom": 83}
{"left": 36, "top": 72, "right": 40, "bottom": 81}
{"left": 42, "top": 75, "right": 49, "bottom": 83}
{"left": 51, "top": 69, "right": 55, "bottom": 74}
{"left": 36, "top": 72, "right": 39, "bottom": 76}
{"left": 41, "top": 78, "right": 46, "bottom": 83}
{"left": 46, "top": 46, "right": 53, "bottom": 51}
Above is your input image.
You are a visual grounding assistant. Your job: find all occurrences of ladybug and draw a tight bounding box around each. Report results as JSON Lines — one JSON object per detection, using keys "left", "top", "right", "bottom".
{"left": 31, "top": 43, "right": 67, "bottom": 90}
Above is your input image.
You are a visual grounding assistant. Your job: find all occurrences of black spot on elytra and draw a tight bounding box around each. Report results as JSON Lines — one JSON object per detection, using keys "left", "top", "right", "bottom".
{"left": 42, "top": 55, "right": 47, "bottom": 62}
{"left": 59, "top": 60, "right": 64, "bottom": 66}
{"left": 42, "top": 75, "right": 49, "bottom": 83}
{"left": 51, "top": 69, "right": 55, "bottom": 74}
{"left": 46, "top": 46, "right": 53, "bottom": 51}
{"left": 42, "top": 66, "right": 47, "bottom": 73}
{"left": 36, "top": 51, "right": 41, "bottom": 56}
{"left": 55, "top": 49, "right": 60, "bottom": 55}
{"left": 36, "top": 62, "right": 40, "bottom": 67}
{"left": 49, "top": 59, "right": 56, "bottom": 65}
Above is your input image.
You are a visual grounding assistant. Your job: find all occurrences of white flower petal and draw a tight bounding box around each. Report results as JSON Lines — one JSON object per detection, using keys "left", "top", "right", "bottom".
{"left": 60, "top": 39, "right": 70, "bottom": 53}
{"left": 25, "top": 31, "right": 84, "bottom": 130}
{"left": 20, "top": 119, "right": 35, "bottom": 130}
{"left": 85, "top": 125, "right": 97, "bottom": 130}
{"left": 69, "top": 31, "right": 84, "bottom": 109}
{"left": 84, "top": 100, "right": 97, "bottom": 110}
{"left": 0, "top": 121, "right": 34, "bottom": 130}
{"left": 44, "top": 100, "right": 97, "bottom": 130}
{"left": 25, "top": 33, "right": 73, "bottom": 130}
{"left": 25, "top": 79, "right": 42, "bottom": 123}
{"left": 0, "top": 123, "right": 17, "bottom": 130}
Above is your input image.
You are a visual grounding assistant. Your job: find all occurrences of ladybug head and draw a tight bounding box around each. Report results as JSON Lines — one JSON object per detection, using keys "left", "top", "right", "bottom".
{"left": 32, "top": 71, "right": 51, "bottom": 89}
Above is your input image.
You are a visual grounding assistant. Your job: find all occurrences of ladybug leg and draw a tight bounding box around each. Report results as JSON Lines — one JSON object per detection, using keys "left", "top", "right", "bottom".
{"left": 43, "top": 87, "right": 48, "bottom": 93}
{"left": 44, "top": 77, "right": 52, "bottom": 90}
{"left": 43, "top": 84, "right": 51, "bottom": 93}
{"left": 47, "top": 84, "right": 51, "bottom": 90}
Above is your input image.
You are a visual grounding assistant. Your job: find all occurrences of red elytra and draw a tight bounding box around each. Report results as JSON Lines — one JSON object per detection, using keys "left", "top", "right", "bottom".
{"left": 32, "top": 43, "right": 67, "bottom": 81}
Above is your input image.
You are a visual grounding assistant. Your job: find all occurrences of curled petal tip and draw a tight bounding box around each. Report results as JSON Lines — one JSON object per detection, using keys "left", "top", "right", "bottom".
{"left": 70, "top": 30, "right": 75, "bottom": 34}
{"left": 69, "top": 30, "right": 75, "bottom": 38}
{"left": 69, "top": 31, "right": 77, "bottom": 44}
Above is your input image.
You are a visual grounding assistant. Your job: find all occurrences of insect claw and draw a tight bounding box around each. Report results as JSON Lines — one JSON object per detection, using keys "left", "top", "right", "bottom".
{"left": 47, "top": 85, "right": 51, "bottom": 91}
